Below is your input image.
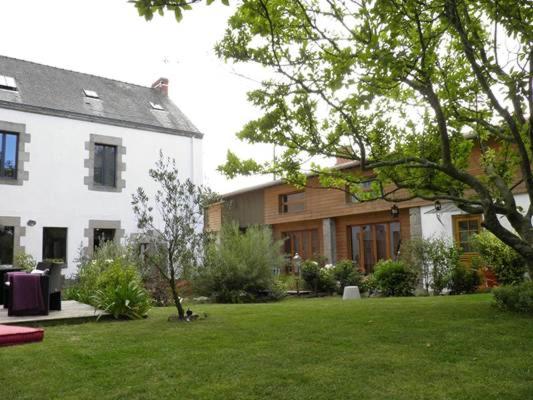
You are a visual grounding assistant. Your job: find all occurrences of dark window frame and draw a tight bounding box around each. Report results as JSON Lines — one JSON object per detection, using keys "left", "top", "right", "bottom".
{"left": 93, "top": 228, "right": 116, "bottom": 251}
{"left": 42, "top": 227, "right": 68, "bottom": 263}
{"left": 279, "top": 191, "right": 305, "bottom": 214}
{"left": 347, "top": 178, "right": 383, "bottom": 203}
{"left": 0, "top": 225, "right": 15, "bottom": 265}
{"left": 93, "top": 143, "right": 117, "bottom": 188}
{"left": 0, "top": 131, "right": 18, "bottom": 180}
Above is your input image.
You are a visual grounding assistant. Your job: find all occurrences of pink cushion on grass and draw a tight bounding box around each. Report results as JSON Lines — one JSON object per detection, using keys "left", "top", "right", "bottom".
{"left": 0, "top": 324, "right": 44, "bottom": 347}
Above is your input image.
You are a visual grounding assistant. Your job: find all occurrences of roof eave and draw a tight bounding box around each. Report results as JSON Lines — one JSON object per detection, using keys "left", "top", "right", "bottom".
{"left": 0, "top": 100, "right": 204, "bottom": 139}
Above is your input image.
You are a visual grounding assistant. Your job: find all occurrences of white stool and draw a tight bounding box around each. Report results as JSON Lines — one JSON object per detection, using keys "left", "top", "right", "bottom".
{"left": 342, "top": 286, "right": 361, "bottom": 300}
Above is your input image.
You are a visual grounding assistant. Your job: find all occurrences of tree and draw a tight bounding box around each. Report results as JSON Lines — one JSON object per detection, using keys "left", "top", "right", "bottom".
{"left": 134, "top": 1, "right": 533, "bottom": 274}
{"left": 131, "top": 152, "right": 209, "bottom": 319}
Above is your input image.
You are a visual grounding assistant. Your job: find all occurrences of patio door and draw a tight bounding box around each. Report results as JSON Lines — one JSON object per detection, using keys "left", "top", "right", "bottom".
{"left": 350, "top": 222, "right": 401, "bottom": 273}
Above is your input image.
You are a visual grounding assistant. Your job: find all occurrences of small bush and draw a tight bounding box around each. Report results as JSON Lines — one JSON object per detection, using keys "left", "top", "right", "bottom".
{"left": 448, "top": 264, "right": 480, "bottom": 295}
{"left": 14, "top": 252, "right": 36, "bottom": 272}
{"left": 360, "top": 274, "right": 377, "bottom": 295}
{"left": 332, "top": 260, "right": 363, "bottom": 294}
{"left": 92, "top": 261, "right": 151, "bottom": 319}
{"left": 373, "top": 260, "right": 417, "bottom": 297}
{"left": 472, "top": 231, "right": 527, "bottom": 285}
{"left": 493, "top": 281, "right": 533, "bottom": 314}
{"left": 301, "top": 261, "right": 336, "bottom": 295}
{"left": 400, "top": 237, "right": 460, "bottom": 295}
{"left": 195, "top": 223, "right": 285, "bottom": 303}
{"left": 71, "top": 242, "right": 152, "bottom": 319}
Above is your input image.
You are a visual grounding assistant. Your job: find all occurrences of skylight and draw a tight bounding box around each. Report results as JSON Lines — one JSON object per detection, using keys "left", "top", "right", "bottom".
{"left": 83, "top": 89, "right": 99, "bottom": 99}
{"left": 0, "top": 75, "right": 17, "bottom": 91}
{"left": 150, "top": 101, "right": 164, "bottom": 111}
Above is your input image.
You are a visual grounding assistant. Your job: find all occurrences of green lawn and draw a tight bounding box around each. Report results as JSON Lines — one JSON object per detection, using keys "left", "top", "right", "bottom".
{"left": 1, "top": 295, "right": 532, "bottom": 400}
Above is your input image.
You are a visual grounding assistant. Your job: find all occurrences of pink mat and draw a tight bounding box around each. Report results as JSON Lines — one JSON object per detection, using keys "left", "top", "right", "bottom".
{"left": 0, "top": 324, "right": 44, "bottom": 347}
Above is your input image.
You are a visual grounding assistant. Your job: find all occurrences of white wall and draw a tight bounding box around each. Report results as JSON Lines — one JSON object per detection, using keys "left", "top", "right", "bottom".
{"left": 419, "top": 193, "right": 531, "bottom": 241}
{"left": 1, "top": 108, "right": 202, "bottom": 276}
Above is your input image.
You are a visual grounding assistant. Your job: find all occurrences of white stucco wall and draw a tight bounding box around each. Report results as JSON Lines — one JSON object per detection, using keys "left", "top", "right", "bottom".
{"left": 1, "top": 108, "right": 202, "bottom": 276}
{"left": 419, "top": 193, "right": 531, "bottom": 241}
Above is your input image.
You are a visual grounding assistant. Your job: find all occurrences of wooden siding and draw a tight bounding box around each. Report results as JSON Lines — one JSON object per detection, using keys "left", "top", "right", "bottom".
{"left": 224, "top": 190, "right": 265, "bottom": 227}
{"left": 264, "top": 173, "right": 428, "bottom": 226}
{"left": 206, "top": 202, "right": 223, "bottom": 232}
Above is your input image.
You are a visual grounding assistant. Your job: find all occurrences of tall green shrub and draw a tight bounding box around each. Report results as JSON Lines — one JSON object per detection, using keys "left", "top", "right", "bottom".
{"left": 472, "top": 231, "right": 526, "bottom": 285}
{"left": 373, "top": 260, "right": 417, "bottom": 297}
{"left": 195, "top": 223, "right": 285, "bottom": 303}
{"left": 448, "top": 263, "right": 481, "bottom": 295}
{"left": 400, "top": 237, "right": 460, "bottom": 295}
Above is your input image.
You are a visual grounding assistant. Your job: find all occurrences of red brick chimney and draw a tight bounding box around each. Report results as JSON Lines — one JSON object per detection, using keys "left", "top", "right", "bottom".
{"left": 151, "top": 77, "right": 169, "bottom": 96}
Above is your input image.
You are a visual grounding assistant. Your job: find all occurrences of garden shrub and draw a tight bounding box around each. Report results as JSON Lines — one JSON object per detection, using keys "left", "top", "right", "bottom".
{"left": 92, "top": 262, "right": 152, "bottom": 319}
{"left": 360, "top": 274, "right": 377, "bottom": 295}
{"left": 400, "top": 237, "right": 460, "bottom": 295}
{"left": 70, "top": 242, "right": 152, "bottom": 319}
{"left": 493, "top": 282, "right": 533, "bottom": 314}
{"left": 448, "top": 263, "right": 481, "bottom": 295}
{"left": 13, "top": 252, "right": 36, "bottom": 272}
{"left": 373, "top": 260, "right": 417, "bottom": 297}
{"left": 332, "top": 260, "right": 363, "bottom": 294}
{"left": 472, "top": 231, "right": 527, "bottom": 285}
{"left": 195, "top": 223, "right": 285, "bottom": 303}
{"left": 301, "top": 260, "right": 336, "bottom": 295}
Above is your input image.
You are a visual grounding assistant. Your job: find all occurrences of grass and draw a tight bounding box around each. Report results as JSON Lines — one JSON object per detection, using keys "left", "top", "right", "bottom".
{"left": 1, "top": 294, "right": 532, "bottom": 400}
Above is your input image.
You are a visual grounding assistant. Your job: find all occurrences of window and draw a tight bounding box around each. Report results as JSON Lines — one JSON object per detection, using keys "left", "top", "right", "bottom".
{"left": 0, "top": 132, "right": 18, "bottom": 179}
{"left": 42, "top": 228, "right": 67, "bottom": 262}
{"left": 279, "top": 192, "right": 305, "bottom": 214}
{"left": 83, "top": 89, "right": 99, "bottom": 99}
{"left": 348, "top": 179, "right": 382, "bottom": 203}
{"left": 0, "top": 75, "right": 17, "bottom": 91}
{"left": 94, "top": 143, "right": 117, "bottom": 187}
{"left": 93, "top": 228, "right": 115, "bottom": 251}
{"left": 150, "top": 101, "right": 164, "bottom": 111}
{"left": 453, "top": 214, "right": 482, "bottom": 253}
{"left": 0, "top": 225, "right": 14, "bottom": 265}
{"left": 350, "top": 221, "right": 401, "bottom": 273}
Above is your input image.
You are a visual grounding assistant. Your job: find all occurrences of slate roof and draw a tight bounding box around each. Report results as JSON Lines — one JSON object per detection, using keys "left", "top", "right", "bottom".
{"left": 0, "top": 55, "right": 202, "bottom": 138}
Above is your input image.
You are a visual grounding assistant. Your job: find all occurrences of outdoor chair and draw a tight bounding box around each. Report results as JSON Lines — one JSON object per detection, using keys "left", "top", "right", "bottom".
{"left": 36, "top": 262, "right": 63, "bottom": 311}
{"left": 7, "top": 273, "right": 49, "bottom": 316}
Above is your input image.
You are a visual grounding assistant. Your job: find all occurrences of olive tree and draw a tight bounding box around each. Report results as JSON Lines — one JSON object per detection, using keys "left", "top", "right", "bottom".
{"left": 132, "top": 152, "right": 210, "bottom": 319}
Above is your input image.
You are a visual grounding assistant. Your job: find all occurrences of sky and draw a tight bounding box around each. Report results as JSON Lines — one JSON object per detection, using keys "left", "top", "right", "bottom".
{"left": 0, "top": 0, "right": 274, "bottom": 194}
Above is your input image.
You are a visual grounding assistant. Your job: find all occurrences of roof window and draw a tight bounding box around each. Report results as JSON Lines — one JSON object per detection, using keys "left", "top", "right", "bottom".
{"left": 0, "top": 75, "right": 17, "bottom": 91}
{"left": 150, "top": 101, "right": 164, "bottom": 111}
{"left": 83, "top": 89, "right": 100, "bottom": 99}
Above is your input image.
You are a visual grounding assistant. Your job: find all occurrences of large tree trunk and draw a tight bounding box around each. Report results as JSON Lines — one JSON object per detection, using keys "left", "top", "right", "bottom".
{"left": 167, "top": 250, "right": 185, "bottom": 319}
{"left": 169, "top": 277, "right": 185, "bottom": 319}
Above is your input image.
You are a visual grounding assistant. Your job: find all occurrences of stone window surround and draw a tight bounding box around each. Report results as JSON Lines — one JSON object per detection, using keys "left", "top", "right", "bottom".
{"left": 0, "top": 216, "right": 25, "bottom": 262}
{"left": 84, "top": 134, "right": 126, "bottom": 192}
{"left": 84, "top": 220, "right": 124, "bottom": 257}
{"left": 0, "top": 120, "right": 30, "bottom": 186}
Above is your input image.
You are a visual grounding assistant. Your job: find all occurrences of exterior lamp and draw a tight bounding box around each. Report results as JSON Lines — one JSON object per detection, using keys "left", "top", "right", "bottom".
{"left": 27, "top": 220, "right": 37, "bottom": 227}
{"left": 293, "top": 252, "right": 302, "bottom": 295}
{"left": 391, "top": 204, "right": 400, "bottom": 218}
{"left": 434, "top": 200, "right": 442, "bottom": 211}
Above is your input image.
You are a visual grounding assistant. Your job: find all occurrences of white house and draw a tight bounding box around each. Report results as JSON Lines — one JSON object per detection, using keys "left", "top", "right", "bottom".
{"left": 0, "top": 55, "right": 203, "bottom": 276}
